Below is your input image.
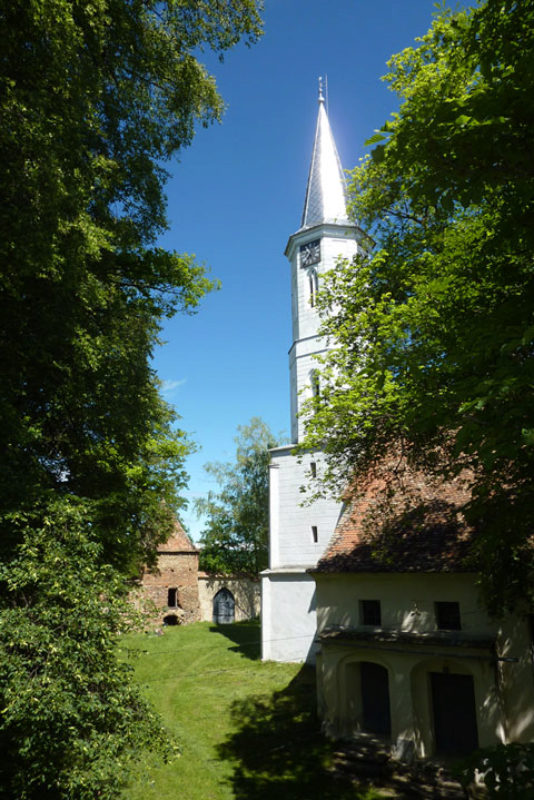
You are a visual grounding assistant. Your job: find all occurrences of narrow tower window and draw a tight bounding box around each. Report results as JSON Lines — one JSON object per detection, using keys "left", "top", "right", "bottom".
{"left": 308, "top": 269, "right": 319, "bottom": 307}
{"left": 167, "top": 587, "right": 178, "bottom": 607}
{"left": 310, "top": 461, "right": 317, "bottom": 478}
{"left": 311, "top": 525, "right": 318, "bottom": 543}
{"left": 310, "top": 370, "right": 320, "bottom": 399}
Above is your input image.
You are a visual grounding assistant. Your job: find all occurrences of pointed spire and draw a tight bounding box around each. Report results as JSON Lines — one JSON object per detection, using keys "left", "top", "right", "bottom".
{"left": 301, "top": 79, "right": 349, "bottom": 229}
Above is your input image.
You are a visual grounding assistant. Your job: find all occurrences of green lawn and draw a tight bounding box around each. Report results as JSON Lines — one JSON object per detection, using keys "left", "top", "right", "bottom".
{"left": 122, "top": 620, "right": 381, "bottom": 800}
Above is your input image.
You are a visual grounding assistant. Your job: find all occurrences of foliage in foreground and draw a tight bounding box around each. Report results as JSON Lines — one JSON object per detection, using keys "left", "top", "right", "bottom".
{"left": 458, "top": 743, "right": 534, "bottom": 797}
{"left": 196, "top": 418, "right": 281, "bottom": 575}
{"left": 0, "top": 1, "right": 263, "bottom": 796}
{"left": 0, "top": 502, "right": 173, "bottom": 800}
{"left": 300, "top": 0, "right": 534, "bottom": 613}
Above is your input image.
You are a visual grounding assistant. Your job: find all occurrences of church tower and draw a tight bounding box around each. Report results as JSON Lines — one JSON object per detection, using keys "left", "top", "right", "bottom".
{"left": 287, "top": 80, "right": 360, "bottom": 442}
{"left": 261, "top": 84, "right": 365, "bottom": 663}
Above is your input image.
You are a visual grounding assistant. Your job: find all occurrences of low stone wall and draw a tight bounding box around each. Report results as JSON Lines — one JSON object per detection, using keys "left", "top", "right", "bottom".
{"left": 198, "top": 575, "right": 260, "bottom": 623}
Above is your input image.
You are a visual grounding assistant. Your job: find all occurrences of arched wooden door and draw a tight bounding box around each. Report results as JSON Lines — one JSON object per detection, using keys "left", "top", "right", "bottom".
{"left": 213, "top": 588, "right": 235, "bottom": 624}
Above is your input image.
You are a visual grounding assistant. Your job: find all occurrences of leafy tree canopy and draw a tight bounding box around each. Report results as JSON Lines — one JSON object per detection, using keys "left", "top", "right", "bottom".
{"left": 0, "top": 0, "right": 263, "bottom": 572}
{"left": 300, "top": 0, "right": 534, "bottom": 614}
{"left": 196, "top": 418, "right": 281, "bottom": 576}
{"left": 0, "top": 500, "right": 174, "bottom": 800}
{"left": 0, "top": 2, "right": 263, "bottom": 797}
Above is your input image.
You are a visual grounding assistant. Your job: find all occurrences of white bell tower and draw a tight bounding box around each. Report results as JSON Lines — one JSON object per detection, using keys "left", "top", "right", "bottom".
{"left": 261, "top": 83, "right": 365, "bottom": 663}
{"left": 287, "top": 81, "right": 361, "bottom": 442}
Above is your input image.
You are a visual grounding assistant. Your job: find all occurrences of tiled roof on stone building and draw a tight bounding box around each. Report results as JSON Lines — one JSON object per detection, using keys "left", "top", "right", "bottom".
{"left": 157, "top": 519, "right": 198, "bottom": 554}
{"left": 314, "top": 458, "right": 476, "bottom": 574}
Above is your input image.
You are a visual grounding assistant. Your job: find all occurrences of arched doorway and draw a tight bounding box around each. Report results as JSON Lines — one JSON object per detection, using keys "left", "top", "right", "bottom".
{"left": 213, "top": 588, "right": 235, "bottom": 624}
{"left": 360, "top": 661, "right": 391, "bottom": 737}
{"left": 344, "top": 659, "right": 392, "bottom": 738}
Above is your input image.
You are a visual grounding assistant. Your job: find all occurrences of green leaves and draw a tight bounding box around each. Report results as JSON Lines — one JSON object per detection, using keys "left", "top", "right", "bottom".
{"left": 0, "top": 0, "right": 263, "bottom": 795}
{"left": 364, "top": 131, "right": 388, "bottom": 146}
{"left": 300, "top": 0, "right": 534, "bottom": 614}
{"left": 0, "top": 500, "right": 173, "bottom": 800}
{"left": 0, "top": 0, "right": 261, "bottom": 566}
{"left": 196, "top": 418, "right": 281, "bottom": 575}
{"left": 459, "top": 742, "right": 534, "bottom": 797}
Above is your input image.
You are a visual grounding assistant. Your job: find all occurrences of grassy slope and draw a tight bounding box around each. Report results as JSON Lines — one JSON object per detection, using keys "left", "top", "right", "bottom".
{"left": 123, "top": 621, "right": 380, "bottom": 800}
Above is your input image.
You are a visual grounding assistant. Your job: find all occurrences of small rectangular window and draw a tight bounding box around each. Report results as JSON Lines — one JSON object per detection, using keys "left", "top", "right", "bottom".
{"left": 311, "top": 525, "right": 318, "bottom": 543}
{"left": 310, "top": 461, "right": 317, "bottom": 478}
{"left": 361, "top": 599, "right": 381, "bottom": 627}
{"left": 435, "top": 601, "right": 461, "bottom": 631}
{"left": 168, "top": 588, "right": 178, "bottom": 607}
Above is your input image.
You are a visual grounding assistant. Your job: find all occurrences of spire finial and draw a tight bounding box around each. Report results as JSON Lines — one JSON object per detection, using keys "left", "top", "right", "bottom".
{"left": 301, "top": 79, "right": 349, "bottom": 228}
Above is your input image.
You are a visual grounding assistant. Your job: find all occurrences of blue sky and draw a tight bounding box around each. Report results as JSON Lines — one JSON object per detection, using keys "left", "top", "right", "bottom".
{"left": 153, "top": 0, "right": 466, "bottom": 541}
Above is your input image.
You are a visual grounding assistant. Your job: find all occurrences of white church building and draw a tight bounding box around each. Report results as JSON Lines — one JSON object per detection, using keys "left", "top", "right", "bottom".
{"left": 261, "top": 86, "right": 366, "bottom": 663}
{"left": 260, "top": 88, "right": 534, "bottom": 767}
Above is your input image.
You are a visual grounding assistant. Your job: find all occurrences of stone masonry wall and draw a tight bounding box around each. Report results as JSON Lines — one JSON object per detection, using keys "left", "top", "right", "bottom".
{"left": 140, "top": 551, "right": 200, "bottom": 624}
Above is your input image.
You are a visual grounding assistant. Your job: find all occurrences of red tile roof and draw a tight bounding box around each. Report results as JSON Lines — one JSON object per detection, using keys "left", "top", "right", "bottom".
{"left": 315, "top": 458, "right": 475, "bottom": 574}
{"left": 157, "top": 519, "right": 198, "bottom": 553}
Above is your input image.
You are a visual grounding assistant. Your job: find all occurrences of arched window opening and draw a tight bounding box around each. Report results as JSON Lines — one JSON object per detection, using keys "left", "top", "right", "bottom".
{"left": 213, "top": 588, "right": 235, "bottom": 625}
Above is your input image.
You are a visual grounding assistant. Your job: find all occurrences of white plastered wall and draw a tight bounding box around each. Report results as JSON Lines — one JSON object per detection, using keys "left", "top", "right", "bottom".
{"left": 268, "top": 446, "right": 342, "bottom": 570}
{"left": 261, "top": 569, "right": 318, "bottom": 662}
{"left": 314, "top": 572, "right": 534, "bottom": 753}
{"left": 261, "top": 446, "right": 343, "bottom": 663}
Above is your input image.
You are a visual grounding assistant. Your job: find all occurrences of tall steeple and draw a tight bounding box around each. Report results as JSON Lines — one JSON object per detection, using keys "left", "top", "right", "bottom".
{"left": 301, "top": 78, "right": 349, "bottom": 229}
{"left": 261, "top": 85, "right": 358, "bottom": 666}
{"left": 285, "top": 81, "right": 361, "bottom": 444}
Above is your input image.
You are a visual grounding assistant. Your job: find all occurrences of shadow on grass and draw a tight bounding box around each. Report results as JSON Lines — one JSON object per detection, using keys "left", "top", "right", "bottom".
{"left": 217, "top": 666, "right": 374, "bottom": 800}
{"left": 208, "top": 620, "right": 261, "bottom": 661}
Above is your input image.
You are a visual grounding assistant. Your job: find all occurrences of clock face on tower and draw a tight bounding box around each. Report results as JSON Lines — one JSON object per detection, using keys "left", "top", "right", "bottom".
{"left": 299, "top": 239, "right": 320, "bottom": 267}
